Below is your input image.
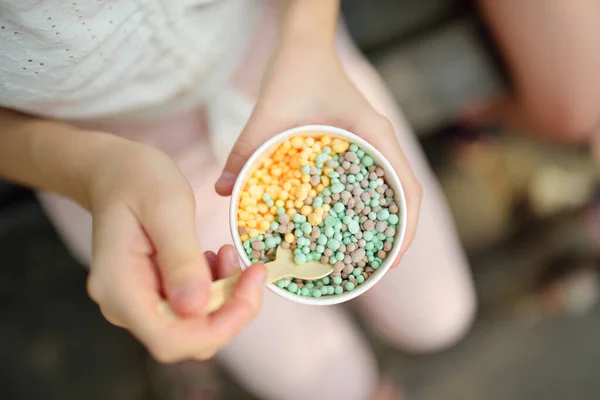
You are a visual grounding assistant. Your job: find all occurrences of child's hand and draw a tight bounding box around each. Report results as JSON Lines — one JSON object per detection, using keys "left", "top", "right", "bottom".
{"left": 215, "top": 48, "right": 423, "bottom": 257}
{"left": 86, "top": 141, "right": 266, "bottom": 362}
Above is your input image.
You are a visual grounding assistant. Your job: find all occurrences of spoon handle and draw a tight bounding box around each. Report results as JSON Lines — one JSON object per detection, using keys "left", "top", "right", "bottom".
{"left": 204, "top": 260, "right": 288, "bottom": 314}
{"left": 204, "top": 273, "right": 241, "bottom": 313}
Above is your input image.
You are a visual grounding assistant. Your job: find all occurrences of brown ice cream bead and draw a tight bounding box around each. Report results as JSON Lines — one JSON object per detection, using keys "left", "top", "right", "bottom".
{"left": 383, "top": 242, "right": 392, "bottom": 252}
{"left": 358, "top": 239, "right": 366, "bottom": 248}
{"left": 377, "top": 250, "right": 387, "bottom": 259}
{"left": 251, "top": 250, "right": 261, "bottom": 259}
{"left": 347, "top": 243, "right": 357, "bottom": 252}
{"left": 252, "top": 241, "right": 264, "bottom": 251}
{"left": 344, "top": 255, "right": 352, "bottom": 264}
{"left": 305, "top": 196, "right": 314, "bottom": 205}
{"left": 381, "top": 184, "right": 389, "bottom": 191}
{"left": 309, "top": 242, "right": 317, "bottom": 251}
{"left": 343, "top": 264, "right": 354, "bottom": 274}
{"left": 360, "top": 192, "right": 370, "bottom": 202}
{"left": 346, "top": 209, "right": 355, "bottom": 218}
{"left": 331, "top": 271, "right": 341, "bottom": 278}
{"left": 347, "top": 198, "right": 356, "bottom": 209}
{"left": 239, "top": 226, "right": 248, "bottom": 235}
{"left": 340, "top": 175, "right": 347, "bottom": 184}
{"left": 279, "top": 214, "right": 290, "bottom": 225}
{"left": 321, "top": 256, "right": 330, "bottom": 264}
{"left": 359, "top": 215, "right": 367, "bottom": 224}
{"left": 294, "top": 278, "right": 303, "bottom": 284}
{"left": 375, "top": 167, "right": 384, "bottom": 177}
{"left": 349, "top": 164, "right": 361, "bottom": 174}
{"left": 369, "top": 172, "right": 378, "bottom": 180}
{"left": 351, "top": 248, "right": 366, "bottom": 263}
{"left": 376, "top": 186, "right": 386, "bottom": 194}
{"left": 385, "top": 227, "right": 396, "bottom": 237}
{"left": 379, "top": 198, "right": 386, "bottom": 206}
{"left": 368, "top": 189, "right": 377, "bottom": 197}
{"left": 362, "top": 272, "right": 369, "bottom": 279}
{"left": 338, "top": 244, "right": 346, "bottom": 253}
{"left": 342, "top": 160, "right": 351, "bottom": 170}
{"left": 375, "top": 221, "right": 387, "bottom": 232}
{"left": 385, "top": 188, "right": 395, "bottom": 197}
{"left": 389, "top": 203, "right": 399, "bottom": 214}
{"left": 352, "top": 187, "right": 363, "bottom": 197}
{"left": 278, "top": 224, "right": 287, "bottom": 234}
{"left": 354, "top": 231, "right": 363, "bottom": 240}
{"left": 372, "top": 206, "right": 382, "bottom": 213}
{"left": 324, "top": 248, "right": 333, "bottom": 257}
{"left": 331, "top": 193, "right": 340, "bottom": 201}
{"left": 341, "top": 191, "right": 352, "bottom": 202}
{"left": 334, "top": 261, "right": 345, "bottom": 273}
{"left": 363, "top": 220, "right": 375, "bottom": 231}
{"left": 311, "top": 227, "right": 321, "bottom": 240}
{"left": 345, "top": 151, "right": 357, "bottom": 162}
{"left": 326, "top": 159, "right": 335, "bottom": 168}
{"left": 310, "top": 166, "right": 319, "bottom": 175}
{"left": 362, "top": 206, "right": 371, "bottom": 215}
{"left": 341, "top": 224, "right": 348, "bottom": 232}
{"left": 323, "top": 212, "right": 330, "bottom": 220}
{"left": 365, "top": 267, "right": 374, "bottom": 273}
{"left": 297, "top": 283, "right": 304, "bottom": 289}
{"left": 346, "top": 184, "right": 355, "bottom": 192}
{"left": 311, "top": 175, "right": 321, "bottom": 186}
{"left": 287, "top": 222, "right": 295, "bottom": 233}
{"left": 358, "top": 260, "right": 366, "bottom": 268}
{"left": 336, "top": 167, "right": 345, "bottom": 175}
{"left": 360, "top": 180, "right": 369, "bottom": 188}
{"left": 350, "top": 278, "right": 358, "bottom": 286}
{"left": 281, "top": 241, "right": 290, "bottom": 249}
{"left": 341, "top": 274, "right": 349, "bottom": 279}
{"left": 324, "top": 196, "right": 332, "bottom": 204}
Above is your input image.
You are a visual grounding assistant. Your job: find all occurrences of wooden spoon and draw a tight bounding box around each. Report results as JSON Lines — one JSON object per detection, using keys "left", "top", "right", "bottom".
{"left": 204, "top": 246, "right": 334, "bottom": 313}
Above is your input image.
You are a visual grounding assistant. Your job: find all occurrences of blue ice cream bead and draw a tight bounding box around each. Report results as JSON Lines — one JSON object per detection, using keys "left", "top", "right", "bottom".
{"left": 362, "top": 154, "right": 373, "bottom": 166}
{"left": 327, "top": 239, "right": 341, "bottom": 251}
{"left": 345, "top": 282, "right": 356, "bottom": 291}
{"left": 294, "top": 254, "right": 307, "bottom": 264}
{"left": 312, "top": 289, "right": 322, "bottom": 298}
{"left": 287, "top": 282, "right": 298, "bottom": 293}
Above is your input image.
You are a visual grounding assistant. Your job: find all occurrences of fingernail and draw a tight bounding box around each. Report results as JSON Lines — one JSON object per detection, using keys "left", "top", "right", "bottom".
{"left": 228, "top": 249, "right": 240, "bottom": 269}
{"left": 216, "top": 171, "right": 236, "bottom": 189}
{"left": 253, "top": 266, "right": 268, "bottom": 287}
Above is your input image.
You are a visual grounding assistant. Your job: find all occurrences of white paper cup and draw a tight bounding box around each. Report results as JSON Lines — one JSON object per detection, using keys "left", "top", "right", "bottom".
{"left": 230, "top": 125, "right": 407, "bottom": 306}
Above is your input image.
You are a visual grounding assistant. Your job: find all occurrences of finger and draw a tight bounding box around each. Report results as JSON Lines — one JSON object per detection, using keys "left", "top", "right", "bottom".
{"left": 138, "top": 191, "right": 211, "bottom": 317}
{"left": 215, "top": 108, "right": 291, "bottom": 196}
{"left": 215, "top": 245, "right": 243, "bottom": 280}
{"left": 352, "top": 113, "right": 423, "bottom": 261}
{"left": 204, "top": 251, "right": 218, "bottom": 280}
{"left": 205, "top": 263, "right": 267, "bottom": 352}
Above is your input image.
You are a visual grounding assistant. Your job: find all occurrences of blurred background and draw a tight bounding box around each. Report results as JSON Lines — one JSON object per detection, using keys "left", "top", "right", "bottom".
{"left": 2, "top": 0, "right": 599, "bottom": 399}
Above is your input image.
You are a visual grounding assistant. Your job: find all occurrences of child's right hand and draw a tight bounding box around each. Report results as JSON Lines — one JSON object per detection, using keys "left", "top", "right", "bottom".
{"left": 85, "top": 139, "right": 267, "bottom": 362}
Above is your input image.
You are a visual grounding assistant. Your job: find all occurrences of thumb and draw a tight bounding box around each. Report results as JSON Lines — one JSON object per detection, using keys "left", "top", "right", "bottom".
{"left": 215, "top": 110, "right": 288, "bottom": 196}
{"left": 140, "top": 193, "right": 211, "bottom": 317}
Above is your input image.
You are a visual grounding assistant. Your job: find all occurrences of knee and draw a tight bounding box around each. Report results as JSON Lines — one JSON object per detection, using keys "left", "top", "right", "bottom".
{"left": 376, "top": 283, "right": 477, "bottom": 354}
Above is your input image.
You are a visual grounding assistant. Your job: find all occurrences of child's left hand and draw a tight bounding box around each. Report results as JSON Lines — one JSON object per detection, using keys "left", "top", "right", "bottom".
{"left": 215, "top": 46, "right": 423, "bottom": 259}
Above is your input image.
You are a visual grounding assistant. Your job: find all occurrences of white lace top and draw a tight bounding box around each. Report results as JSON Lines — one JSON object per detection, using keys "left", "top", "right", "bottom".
{"left": 0, "top": 0, "right": 258, "bottom": 121}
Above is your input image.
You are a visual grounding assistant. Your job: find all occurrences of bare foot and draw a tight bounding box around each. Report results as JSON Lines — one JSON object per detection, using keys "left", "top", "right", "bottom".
{"left": 372, "top": 379, "right": 404, "bottom": 400}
